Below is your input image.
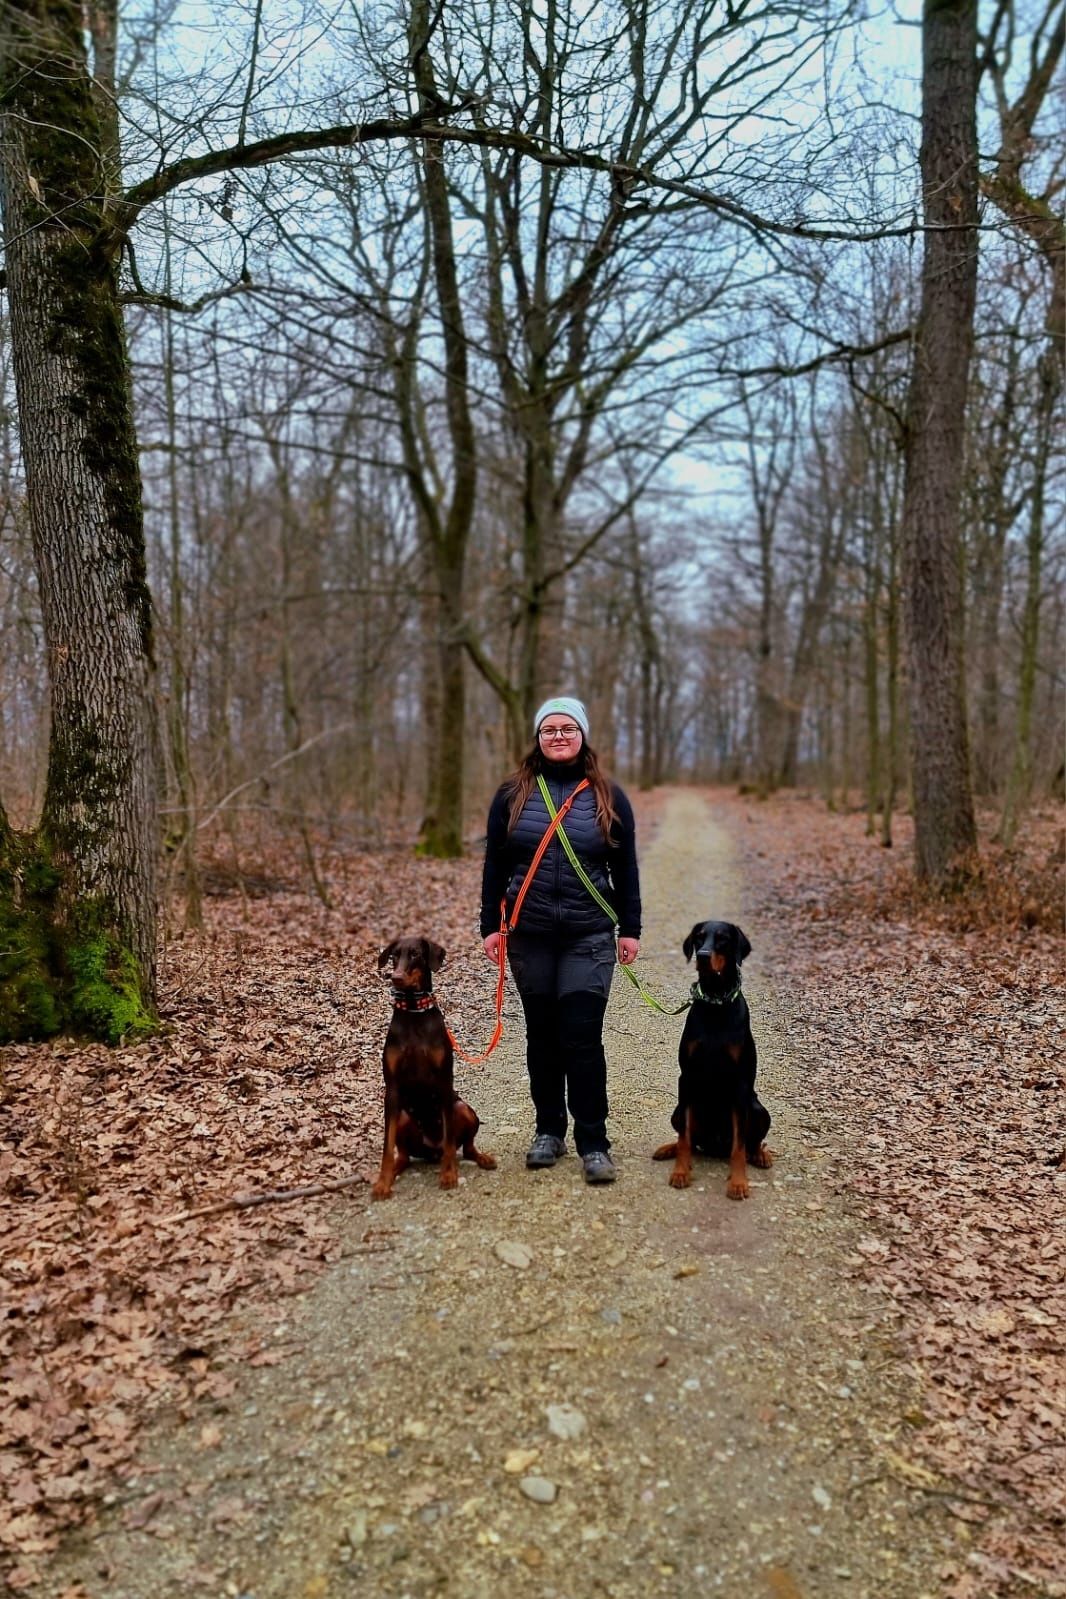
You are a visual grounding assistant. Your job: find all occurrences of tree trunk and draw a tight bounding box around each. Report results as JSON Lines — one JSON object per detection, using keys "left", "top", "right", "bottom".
{"left": 754, "top": 519, "right": 784, "bottom": 795}
{"left": 778, "top": 516, "right": 847, "bottom": 791}
{"left": 0, "top": 0, "right": 157, "bottom": 1042}
{"left": 817, "top": 665, "right": 835, "bottom": 809}
{"left": 627, "top": 511, "right": 661, "bottom": 791}
{"left": 417, "top": 576, "right": 467, "bottom": 859}
{"left": 999, "top": 353, "right": 1060, "bottom": 845}
{"left": 969, "top": 340, "right": 1020, "bottom": 796}
{"left": 899, "top": 0, "right": 979, "bottom": 883}
{"left": 864, "top": 560, "right": 881, "bottom": 837}
{"left": 839, "top": 625, "right": 854, "bottom": 810}
{"left": 881, "top": 470, "right": 902, "bottom": 849}
{"left": 972, "top": 518, "right": 1008, "bottom": 795}
{"left": 161, "top": 287, "right": 203, "bottom": 932}
{"left": 271, "top": 445, "right": 332, "bottom": 904}
{"left": 409, "top": 0, "right": 475, "bottom": 858}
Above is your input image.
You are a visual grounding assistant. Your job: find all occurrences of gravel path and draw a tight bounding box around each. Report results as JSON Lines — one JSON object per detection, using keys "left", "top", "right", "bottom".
{"left": 43, "top": 791, "right": 964, "bottom": 1599}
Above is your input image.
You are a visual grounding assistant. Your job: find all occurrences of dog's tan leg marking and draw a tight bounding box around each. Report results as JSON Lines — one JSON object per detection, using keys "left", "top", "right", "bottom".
{"left": 372, "top": 1083, "right": 400, "bottom": 1200}
{"left": 726, "top": 1107, "right": 749, "bottom": 1200}
{"left": 669, "top": 1106, "right": 694, "bottom": 1190}
{"left": 456, "top": 1102, "right": 497, "bottom": 1169}
{"left": 439, "top": 1097, "right": 459, "bottom": 1189}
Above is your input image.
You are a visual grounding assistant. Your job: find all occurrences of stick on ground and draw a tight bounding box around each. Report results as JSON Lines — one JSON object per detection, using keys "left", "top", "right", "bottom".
{"left": 163, "top": 1173, "right": 368, "bottom": 1224}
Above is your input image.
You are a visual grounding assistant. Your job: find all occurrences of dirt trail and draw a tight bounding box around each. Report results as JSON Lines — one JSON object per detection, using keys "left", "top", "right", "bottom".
{"left": 43, "top": 791, "right": 963, "bottom": 1599}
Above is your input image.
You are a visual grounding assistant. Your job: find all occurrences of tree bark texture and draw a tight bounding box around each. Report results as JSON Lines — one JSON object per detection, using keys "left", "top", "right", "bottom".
{"left": 899, "top": 0, "right": 979, "bottom": 882}
{"left": 0, "top": 1, "right": 158, "bottom": 1037}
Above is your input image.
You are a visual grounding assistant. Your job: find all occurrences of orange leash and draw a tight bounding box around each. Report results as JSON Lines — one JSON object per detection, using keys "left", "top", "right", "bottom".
{"left": 446, "top": 780, "right": 590, "bottom": 1065}
{"left": 446, "top": 919, "right": 507, "bottom": 1064}
{"left": 507, "top": 779, "right": 588, "bottom": 929}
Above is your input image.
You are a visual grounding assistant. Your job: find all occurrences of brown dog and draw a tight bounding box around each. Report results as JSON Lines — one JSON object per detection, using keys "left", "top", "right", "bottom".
{"left": 372, "top": 936, "right": 496, "bottom": 1200}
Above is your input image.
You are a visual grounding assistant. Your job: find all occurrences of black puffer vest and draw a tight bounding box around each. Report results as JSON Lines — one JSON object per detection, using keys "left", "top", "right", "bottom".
{"left": 505, "top": 767, "right": 614, "bottom": 934}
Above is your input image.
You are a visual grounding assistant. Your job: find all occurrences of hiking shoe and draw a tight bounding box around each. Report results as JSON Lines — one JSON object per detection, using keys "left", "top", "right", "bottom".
{"left": 582, "top": 1151, "right": 617, "bottom": 1184}
{"left": 526, "top": 1134, "right": 566, "bottom": 1169}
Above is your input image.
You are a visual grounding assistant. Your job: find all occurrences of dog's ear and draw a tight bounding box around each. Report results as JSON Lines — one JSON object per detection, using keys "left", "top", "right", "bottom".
{"left": 377, "top": 941, "right": 397, "bottom": 970}
{"left": 734, "top": 926, "right": 752, "bottom": 965}
{"left": 424, "top": 939, "right": 446, "bottom": 972}
{"left": 682, "top": 923, "right": 704, "bottom": 963}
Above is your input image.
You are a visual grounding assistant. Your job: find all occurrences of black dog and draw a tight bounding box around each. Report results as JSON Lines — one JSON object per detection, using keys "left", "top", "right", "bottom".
{"left": 652, "top": 920, "right": 772, "bottom": 1199}
{"left": 372, "top": 937, "right": 496, "bottom": 1200}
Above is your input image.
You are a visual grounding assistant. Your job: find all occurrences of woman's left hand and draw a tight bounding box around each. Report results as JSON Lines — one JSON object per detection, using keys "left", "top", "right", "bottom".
{"left": 617, "top": 937, "right": 640, "bottom": 965}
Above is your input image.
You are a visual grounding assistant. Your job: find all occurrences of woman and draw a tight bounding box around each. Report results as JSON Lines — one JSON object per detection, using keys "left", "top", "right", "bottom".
{"left": 480, "top": 696, "right": 641, "bottom": 1183}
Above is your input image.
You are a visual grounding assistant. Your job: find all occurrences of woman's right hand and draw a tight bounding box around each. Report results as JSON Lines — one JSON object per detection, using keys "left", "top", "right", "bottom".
{"left": 483, "top": 933, "right": 502, "bottom": 962}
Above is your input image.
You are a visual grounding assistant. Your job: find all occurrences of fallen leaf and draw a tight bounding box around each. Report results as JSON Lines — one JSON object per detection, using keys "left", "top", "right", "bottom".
{"left": 121, "top": 1491, "right": 166, "bottom": 1531}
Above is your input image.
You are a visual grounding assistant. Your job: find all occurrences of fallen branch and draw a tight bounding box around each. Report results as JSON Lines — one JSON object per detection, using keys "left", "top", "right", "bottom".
{"left": 163, "top": 1172, "right": 368, "bottom": 1223}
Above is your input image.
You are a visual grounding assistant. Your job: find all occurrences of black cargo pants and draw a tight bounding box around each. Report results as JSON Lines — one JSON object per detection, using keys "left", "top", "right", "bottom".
{"left": 506, "top": 928, "right": 616, "bottom": 1155}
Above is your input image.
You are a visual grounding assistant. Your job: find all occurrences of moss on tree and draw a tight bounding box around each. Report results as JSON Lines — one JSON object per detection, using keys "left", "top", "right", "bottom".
{"left": 63, "top": 910, "right": 155, "bottom": 1045}
{"left": 0, "top": 826, "right": 155, "bottom": 1045}
{"left": 0, "top": 829, "right": 61, "bottom": 1039}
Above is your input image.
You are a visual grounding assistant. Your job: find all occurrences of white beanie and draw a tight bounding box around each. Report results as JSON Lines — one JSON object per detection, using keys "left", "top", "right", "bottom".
{"left": 533, "top": 696, "right": 590, "bottom": 739}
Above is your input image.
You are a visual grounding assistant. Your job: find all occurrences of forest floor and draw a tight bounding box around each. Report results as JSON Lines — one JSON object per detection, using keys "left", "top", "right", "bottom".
{"left": 1, "top": 787, "right": 1062, "bottom": 1599}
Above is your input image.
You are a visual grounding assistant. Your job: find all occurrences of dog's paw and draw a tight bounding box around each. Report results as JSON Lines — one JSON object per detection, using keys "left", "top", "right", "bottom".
{"left": 439, "top": 1166, "right": 459, "bottom": 1190}
{"left": 668, "top": 1166, "right": 692, "bottom": 1189}
{"left": 473, "top": 1151, "right": 498, "bottom": 1170}
{"left": 751, "top": 1144, "right": 773, "bottom": 1169}
{"left": 371, "top": 1180, "right": 394, "bottom": 1201}
{"left": 726, "top": 1176, "right": 749, "bottom": 1200}
{"left": 652, "top": 1141, "right": 678, "bottom": 1162}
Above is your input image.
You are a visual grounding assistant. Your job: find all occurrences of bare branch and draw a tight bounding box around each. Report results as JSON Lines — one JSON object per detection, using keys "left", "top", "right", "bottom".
{"left": 117, "top": 111, "right": 928, "bottom": 250}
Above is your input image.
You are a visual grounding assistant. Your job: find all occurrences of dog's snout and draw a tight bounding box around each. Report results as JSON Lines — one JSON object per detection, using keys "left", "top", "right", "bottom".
{"left": 383, "top": 939, "right": 426, "bottom": 988}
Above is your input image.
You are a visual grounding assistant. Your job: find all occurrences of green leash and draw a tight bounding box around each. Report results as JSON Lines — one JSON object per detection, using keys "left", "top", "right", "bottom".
{"left": 535, "top": 774, "right": 692, "bottom": 1017}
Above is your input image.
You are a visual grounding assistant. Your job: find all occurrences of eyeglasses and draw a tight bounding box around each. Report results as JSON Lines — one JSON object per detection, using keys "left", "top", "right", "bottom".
{"left": 539, "top": 724, "right": 582, "bottom": 741}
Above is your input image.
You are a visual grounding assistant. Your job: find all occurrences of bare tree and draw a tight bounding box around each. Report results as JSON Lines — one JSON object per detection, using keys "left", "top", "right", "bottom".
{"left": 980, "top": 0, "right": 1064, "bottom": 839}
{"left": 999, "top": 345, "right": 1060, "bottom": 842}
{"left": 979, "top": 0, "right": 1064, "bottom": 376}
{"left": 898, "top": 0, "right": 980, "bottom": 884}
{"left": 737, "top": 383, "right": 797, "bottom": 795}
{"left": 776, "top": 384, "right": 854, "bottom": 791}
{"left": 966, "top": 332, "right": 1025, "bottom": 794}
{"left": 0, "top": 0, "right": 159, "bottom": 1039}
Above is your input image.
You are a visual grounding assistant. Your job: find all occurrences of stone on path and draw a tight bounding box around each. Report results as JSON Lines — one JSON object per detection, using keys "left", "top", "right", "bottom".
{"left": 494, "top": 1240, "right": 533, "bottom": 1269}
{"left": 546, "top": 1403, "right": 586, "bottom": 1441}
{"left": 518, "top": 1476, "right": 558, "bottom": 1504}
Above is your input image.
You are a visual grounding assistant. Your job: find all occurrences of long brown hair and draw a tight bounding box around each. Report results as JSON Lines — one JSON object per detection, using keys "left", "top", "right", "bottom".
{"left": 505, "top": 742, "right": 620, "bottom": 842}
